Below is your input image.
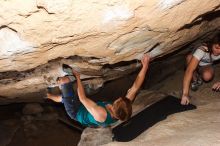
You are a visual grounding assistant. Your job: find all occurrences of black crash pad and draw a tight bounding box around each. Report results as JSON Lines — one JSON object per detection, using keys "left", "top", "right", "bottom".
{"left": 112, "top": 96, "right": 196, "bottom": 142}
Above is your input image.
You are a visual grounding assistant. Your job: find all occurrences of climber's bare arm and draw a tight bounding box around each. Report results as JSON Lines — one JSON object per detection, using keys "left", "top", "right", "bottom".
{"left": 126, "top": 54, "right": 150, "bottom": 102}
{"left": 73, "top": 70, "right": 107, "bottom": 123}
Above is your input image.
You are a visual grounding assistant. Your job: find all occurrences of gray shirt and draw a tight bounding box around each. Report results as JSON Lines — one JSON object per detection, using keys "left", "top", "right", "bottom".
{"left": 193, "top": 46, "right": 220, "bottom": 66}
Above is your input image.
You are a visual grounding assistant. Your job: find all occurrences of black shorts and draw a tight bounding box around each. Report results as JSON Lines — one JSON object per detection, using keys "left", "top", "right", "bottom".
{"left": 60, "top": 82, "right": 81, "bottom": 120}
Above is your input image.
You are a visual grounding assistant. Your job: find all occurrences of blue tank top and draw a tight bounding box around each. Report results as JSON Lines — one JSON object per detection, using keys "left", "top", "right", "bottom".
{"left": 76, "top": 101, "right": 117, "bottom": 127}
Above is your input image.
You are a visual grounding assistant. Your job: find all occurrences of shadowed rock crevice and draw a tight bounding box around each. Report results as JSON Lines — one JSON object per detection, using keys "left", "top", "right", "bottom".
{"left": 178, "top": 8, "right": 220, "bottom": 31}
{"left": 0, "top": 55, "right": 140, "bottom": 83}
{"left": 36, "top": 6, "right": 55, "bottom": 14}
{"left": 0, "top": 54, "right": 142, "bottom": 102}
{"left": 0, "top": 25, "right": 17, "bottom": 33}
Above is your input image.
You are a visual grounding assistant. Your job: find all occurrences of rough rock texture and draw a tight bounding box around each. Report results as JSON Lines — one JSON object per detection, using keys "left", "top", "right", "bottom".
{"left": 102, "top": 60, "right": 220, "bottom": 146}
{"left": 78, "top": 127, "right": 113, "bottom": 146}
{"left": 104, "top": 102, "right": 220, "bottom": 146}
{"left": 0, "top": 0, "right": 220, "bottom": 100}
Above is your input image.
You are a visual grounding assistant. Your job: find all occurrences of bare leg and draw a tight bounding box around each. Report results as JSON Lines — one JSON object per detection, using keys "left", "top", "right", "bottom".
{"left": 199, "top": 65, "right": 214, "bottom": 82}
{"left": 47, "top": 93, "right": 62, "bottom": 102}
{"left": 47, "top": 76, "right": 72, "bottom": 102}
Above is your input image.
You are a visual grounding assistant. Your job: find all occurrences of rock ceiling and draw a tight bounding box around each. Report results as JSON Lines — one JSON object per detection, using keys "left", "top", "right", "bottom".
{"left": 0, "top": 0, "right": 219, "bottom": 101}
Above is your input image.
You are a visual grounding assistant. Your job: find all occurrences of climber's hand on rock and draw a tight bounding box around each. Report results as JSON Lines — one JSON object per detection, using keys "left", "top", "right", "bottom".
{"left": 141, "top": 54, "right": 150, "bottom": 68}
{"left": 72, "top": 69, "right": 80, "bottom": 79}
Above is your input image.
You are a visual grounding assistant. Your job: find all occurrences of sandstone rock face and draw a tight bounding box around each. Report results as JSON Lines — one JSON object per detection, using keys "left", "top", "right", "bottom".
{"left": 0, "top": 0, "right": 220, "bottom": 100}
{"left": 78, "top": 127, "right": 113, "bottom": 146}
{"left": 104, "top": 101, "right": 220, "bottom": 146}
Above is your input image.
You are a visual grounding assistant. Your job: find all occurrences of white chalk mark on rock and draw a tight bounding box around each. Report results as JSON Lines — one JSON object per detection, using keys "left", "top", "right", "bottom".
{"left": 159, "top": 0, "right": 184, "bottom": 9}
{"left": 102, "top": 5, "right": 134, "bottom": 24}
{"left": 0, "top": 28, "right": 34, "bottom": 58}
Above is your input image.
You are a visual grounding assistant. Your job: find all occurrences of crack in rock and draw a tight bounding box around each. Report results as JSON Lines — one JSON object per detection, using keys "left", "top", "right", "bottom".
{"left": 178, "top": 8, "right": 220, "bottom": 31}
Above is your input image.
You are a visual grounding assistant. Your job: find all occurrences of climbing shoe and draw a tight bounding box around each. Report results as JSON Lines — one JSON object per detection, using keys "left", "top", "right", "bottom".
{"left": 197, "top": 76, "right": 203, "bottom": 85}
{"left": 191, "top": 77, "right": 203, "bottom": 91}
{"left": 62, "top": 64, "right": 73, "bottom": 75}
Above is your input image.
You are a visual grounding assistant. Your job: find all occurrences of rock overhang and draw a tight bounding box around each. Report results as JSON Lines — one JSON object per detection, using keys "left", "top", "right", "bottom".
{"left": 0, "top": 0, "right": 220, "bottom": 101}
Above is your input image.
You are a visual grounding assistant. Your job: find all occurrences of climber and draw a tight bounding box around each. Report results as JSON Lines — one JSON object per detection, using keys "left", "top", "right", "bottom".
{"left": 47, "top": 54, "right": 151, "bottom": 127}
{"left": 181, "top": 32, "right": 220, "bottom": 105}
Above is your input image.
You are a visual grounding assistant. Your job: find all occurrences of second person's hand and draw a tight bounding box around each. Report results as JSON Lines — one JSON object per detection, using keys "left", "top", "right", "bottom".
{"left": 212, "top": 81, "right": 220, "bottom": 91}
{"left": 181, "top": 95, "right": 190, "bottom": 105}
